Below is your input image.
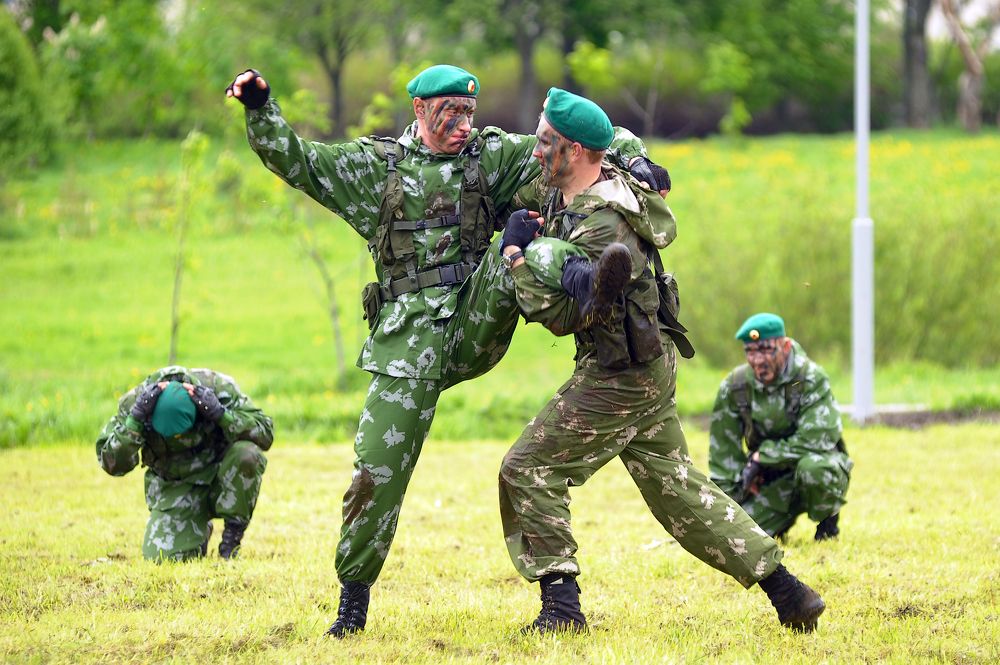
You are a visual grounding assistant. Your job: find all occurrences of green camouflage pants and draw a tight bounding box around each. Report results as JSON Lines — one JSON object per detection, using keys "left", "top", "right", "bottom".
{"left": 336, "top": 237, "right": 519, "bottom": 584}
{"left": 142, "top": 441, "right": 267, "bottom": 561}
{"left": 741, "top": 452, "right": 852, "bottom": 536}
{"left": 499, "top": 353, "right": 783, "bottom": 588}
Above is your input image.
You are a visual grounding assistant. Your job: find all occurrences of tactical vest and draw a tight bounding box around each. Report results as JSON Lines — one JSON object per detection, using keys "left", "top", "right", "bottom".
{"left": 364, "top": 136, "right": 496, "bottom": 314}
{"left": 139, "top": 424, "right": 227, "bottom": 481}
{"left": 543, "top": 172, "right": 693, "bottom": 369}
{"left": 731, "top": 365, "right": 848, "bottom": 456}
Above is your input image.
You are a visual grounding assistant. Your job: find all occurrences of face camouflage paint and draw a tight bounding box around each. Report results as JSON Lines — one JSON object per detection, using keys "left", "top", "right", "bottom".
{"left": 419, "top": 96, "right": 475, "bottom": 154}
{"left": 532, "top": 118, "right": 574, "bottom": 188}
{"left": 744, "top": 338, "right": 791, "bottom": 384}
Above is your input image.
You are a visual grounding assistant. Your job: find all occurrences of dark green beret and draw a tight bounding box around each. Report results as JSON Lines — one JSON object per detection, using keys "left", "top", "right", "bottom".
{"left": 735, "top": 313, "right": 786, "bottom": 343}
{"left": 151, "top": 381, "right": 196, "bottom": 438}
{"left": 407, "top": 64, "right": 479, "bottom": 99}
{"left": 543, "top": 87, "right": 614, "bottom": 150}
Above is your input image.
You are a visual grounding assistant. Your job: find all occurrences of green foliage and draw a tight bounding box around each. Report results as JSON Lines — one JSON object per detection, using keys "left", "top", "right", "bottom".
{"left": 2, "top": 426, "right": 999, "bottom": 661}
{"left": 702, "top": 41, "right": 753, "bottom": 137}
{"left": 0, "top": 9, "right": 55, "bottom": 178}
{"left": 346, "top": 60, "right": 431, "bottom": 137}
{"left": 2, "top": 133, "right": 999, "bottom": 448}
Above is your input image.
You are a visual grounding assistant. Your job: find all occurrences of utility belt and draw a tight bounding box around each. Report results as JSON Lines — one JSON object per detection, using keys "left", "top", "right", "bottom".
{"left": 362, "top": 261, "right": 476, "bottom": 330}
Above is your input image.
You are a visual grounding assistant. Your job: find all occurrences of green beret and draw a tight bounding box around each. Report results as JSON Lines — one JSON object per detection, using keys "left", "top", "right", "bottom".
{"left": 735, "top": 313, "right": 786, "bottom": 343}
{"left": 543, "top": 87, "right": 613, "bottom": 150}
{"left": 151, "top": 381, "right": 196, "bottom": 438}
{"left": 407, "top": 64, "right": 479, "bottom": 99}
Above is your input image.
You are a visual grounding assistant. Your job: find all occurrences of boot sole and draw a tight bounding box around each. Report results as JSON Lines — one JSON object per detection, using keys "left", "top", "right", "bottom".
{"left": 786, "top": 597, "right": 826, "bottom": 633}
{"left": 591, "top": 243, "right": 632, "bottom": 317}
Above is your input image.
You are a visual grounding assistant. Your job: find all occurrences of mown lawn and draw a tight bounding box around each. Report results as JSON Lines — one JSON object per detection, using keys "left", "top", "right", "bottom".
{"left": 1, "top": 423, "right": 997, "bottom": 663}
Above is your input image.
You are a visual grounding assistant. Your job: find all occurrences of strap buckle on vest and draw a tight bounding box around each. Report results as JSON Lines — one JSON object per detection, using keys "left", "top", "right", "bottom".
{"left": 380, "top": 262, "right": 474, "bottom": 301}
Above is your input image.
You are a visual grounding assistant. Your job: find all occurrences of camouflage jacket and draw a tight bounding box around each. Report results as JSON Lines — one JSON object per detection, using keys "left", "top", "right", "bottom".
{"left": 245, "top": 99, "right": 647, "bottom": 379}
{"left": 708, "top": 341, "right": 844, "bottom": 494}
{"left": 510, "top": 163, "right": 677, "bottom": 369}
{"left": 96, "top": 366, "right": 274, "bottom": 484}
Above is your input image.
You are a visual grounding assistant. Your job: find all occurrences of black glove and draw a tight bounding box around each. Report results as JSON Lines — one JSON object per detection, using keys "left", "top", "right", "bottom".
{"left": 629, "top": 157, "right": 671, "bottom": 193}
{"left": 191, "top": 385, "right": 226, "bottom": 422}
{"left": 129, "top": 383, "right": 164, "bottom": 422}
{"left": 500, "top": 209, "right": 541, "bottom": 253}
{"left": 740, "top": 459, "right": 763, "bottom": 496}
{"left": 226, "top": 69, "right": 270, "bottom": 110}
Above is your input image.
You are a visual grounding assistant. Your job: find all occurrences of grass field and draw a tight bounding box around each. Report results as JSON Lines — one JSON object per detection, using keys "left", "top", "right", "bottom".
{"left": 2, "top": 130, "right": 999, "bottom": 448}
{"left": 1, "top": 423, "right": 997, "bottom": 663}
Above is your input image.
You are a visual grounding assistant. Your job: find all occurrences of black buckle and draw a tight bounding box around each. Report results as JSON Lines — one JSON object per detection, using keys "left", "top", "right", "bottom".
{"left": 437, "top": 264, "right": 466, "bottom": 285}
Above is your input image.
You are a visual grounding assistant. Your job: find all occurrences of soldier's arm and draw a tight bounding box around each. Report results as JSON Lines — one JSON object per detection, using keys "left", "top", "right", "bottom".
{"left": 203, "top": 372, "right": 275, "bottom": 451}
{"left": 756, "top": 369, "right": 843, "bottom": 466}
{"left": 245, "top": 100, "right": 383, "bottom": 240}
{"left": 95, "top": 390, "right": 144, "bottom": 477}
{"left": 708, "top": 373, "right": 749, "bottom": 497}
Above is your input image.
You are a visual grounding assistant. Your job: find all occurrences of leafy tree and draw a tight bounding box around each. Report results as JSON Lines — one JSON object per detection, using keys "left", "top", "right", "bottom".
{"left": 0, "top": 7, "right": 55, "bottom": 180}
{"left": 903, "top": 0, "right": 934, "bottom": 127}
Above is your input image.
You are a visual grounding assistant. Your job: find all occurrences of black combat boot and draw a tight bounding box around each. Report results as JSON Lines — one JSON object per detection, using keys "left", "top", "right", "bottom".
{"left": 325, "top": 581, "right": 370, "bottom": 638}
{"left": 814, "top": 513, "right": 840, "bottom": 541}
{"left": 758, "top": 564, "right": 826, "bottom": 632}
{"left": 522, "top": 573, "right": 587, "bottom": 634}
{"left": 561, "top": 243, "right": 632, "bottom": 321}
{"left": 218, "top": 519, "right": 247, "bottom": 560}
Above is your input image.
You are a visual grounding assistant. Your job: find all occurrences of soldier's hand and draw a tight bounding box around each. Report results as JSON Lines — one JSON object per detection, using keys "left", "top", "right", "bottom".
{"left": 629, "top": 157, "right": 671, "bottom": 197}
{"left": 129, "top": 383, "right": 164, "bottom": 423}
{"left": 500, "top": 209, "right": 542, "bottom": 253}
{"left": 226, "top": 69, "right": 270, "bottom": 110}
{"left": 190, "top": 385, "right": 226, "bottom": 422}
{"left": 739, "top": 459, "right": 763, "bottom": 497}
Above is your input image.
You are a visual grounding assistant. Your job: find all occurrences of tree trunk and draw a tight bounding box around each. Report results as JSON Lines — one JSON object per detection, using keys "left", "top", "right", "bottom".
{"left": 958, "top": 71, "right": 983, "bottom": 132}
{"left": 939, "top": 0, "right": 1000, "bottom": 133}
{"left": 561, "top": 29, "right": 582, "bottom": 94}
{"left": 903, "top": 0, "right": 933, "bottom": 128}
{"left": 515, "top": 26, "right": 537, "bottom": 132}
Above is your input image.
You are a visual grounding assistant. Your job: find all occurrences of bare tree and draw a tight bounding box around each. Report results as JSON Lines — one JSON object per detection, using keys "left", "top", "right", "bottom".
{"left": 903, "top": 0, "right": 934, "bottom": 127}
{"left": 939, "top": 0, "right": 1000, "bottom": 132}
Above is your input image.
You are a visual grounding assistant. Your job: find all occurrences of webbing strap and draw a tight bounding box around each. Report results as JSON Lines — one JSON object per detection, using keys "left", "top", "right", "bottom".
{"left": 391, "top": 214, "right": 461, "bottom": 231}
{"left": 380, "top": 262, "right": 475, "bottom": 301}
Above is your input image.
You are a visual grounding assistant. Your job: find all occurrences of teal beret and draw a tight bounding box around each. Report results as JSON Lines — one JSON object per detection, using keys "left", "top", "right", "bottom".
{"left": 543, "top": 87, "right": 614, "bottom": 150}
{"left": 151, "top": 381, "right": 196, "bottom": 438}
{"left": 407, "top": 64, "right": 479, "bottom": 99}
{"left": 735, "top": 313, "right": 786, "bottom": 343}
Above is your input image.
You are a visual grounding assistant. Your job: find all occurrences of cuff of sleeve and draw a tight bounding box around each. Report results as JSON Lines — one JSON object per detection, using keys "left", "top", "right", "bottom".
{"left": 218, "top": 410, "right": 236, "bottom": 429}
{"left": 125, "top": 416, "right": 144, "bottom": 433}
{"left": 246, "top": 98, "right": 278, "bottom": 119}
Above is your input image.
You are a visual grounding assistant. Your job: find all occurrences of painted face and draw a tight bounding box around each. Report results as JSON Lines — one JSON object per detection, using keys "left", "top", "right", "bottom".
{"left": 416, "top": 96, "right": 475, "bottom": 154}
{"left": 532, "top": 116, "right": 575, "bottom": 187}
{"left": 744, "top": 338, "right": 791, "bottom": 384}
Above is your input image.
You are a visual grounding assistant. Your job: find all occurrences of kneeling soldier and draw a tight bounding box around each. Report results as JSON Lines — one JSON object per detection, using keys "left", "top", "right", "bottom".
{"left": 709, "top": 313, "right": 853, "bottom": 541}
{"left": 96, "top": 366, "right": 273, "bottom": 561}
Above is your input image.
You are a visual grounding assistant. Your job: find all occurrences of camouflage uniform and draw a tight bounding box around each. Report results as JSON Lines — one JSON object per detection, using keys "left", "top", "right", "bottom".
{"left": 499, "top": 166, "right": 783, "bottom": 587}
{"left": 244, "top": 100, "right": 648, "bottom": 584}
{"left": 708, "top": 343, "right": 853, "bottom": 536}
{"left": 96, "top": 366, "right": 272, "bottom": 561}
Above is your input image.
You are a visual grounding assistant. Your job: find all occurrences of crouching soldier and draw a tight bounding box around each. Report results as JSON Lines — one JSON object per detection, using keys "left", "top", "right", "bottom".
{"left": 709, "top": 313, "right": 853, "bottom": 541}
{"left": 96, "top": 366, "right": 273, "bottom": 561}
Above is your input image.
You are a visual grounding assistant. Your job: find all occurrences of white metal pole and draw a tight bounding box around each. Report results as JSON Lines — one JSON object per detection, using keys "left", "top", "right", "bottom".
{"left": 852, "top": 0, "right": 875, "bottom": 423}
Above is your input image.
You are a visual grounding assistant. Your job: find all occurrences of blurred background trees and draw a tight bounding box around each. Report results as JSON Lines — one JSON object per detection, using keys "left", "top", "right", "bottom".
{"left": 2, "top": 0, "right": 999, "bottom": 153}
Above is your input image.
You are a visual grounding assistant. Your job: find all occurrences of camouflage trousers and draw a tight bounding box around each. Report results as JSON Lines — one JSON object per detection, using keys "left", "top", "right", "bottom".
{"left": 142, "top": 441, "right": 267, "bottom": 561}
{"left": 335, "top": 237, "right": 519, "bottom": 584}
{"left": 498, "top": 350, "right": 783, "bottom": 589}
{"left": 741, "top": 452, "right": 852, "bottom": 536}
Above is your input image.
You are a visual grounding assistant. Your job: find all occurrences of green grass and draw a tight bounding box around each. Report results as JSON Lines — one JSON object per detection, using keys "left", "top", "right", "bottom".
{"left": 1, "top": 423, "right": 998, "bottom": 663}
{"left": 2, "top": 130, "right": 999, "bottom": 448}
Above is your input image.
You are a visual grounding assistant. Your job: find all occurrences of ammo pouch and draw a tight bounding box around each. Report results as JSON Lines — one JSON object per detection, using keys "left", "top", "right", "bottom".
{"left": 361, "top": 281, "right": 383, "bottom": 331}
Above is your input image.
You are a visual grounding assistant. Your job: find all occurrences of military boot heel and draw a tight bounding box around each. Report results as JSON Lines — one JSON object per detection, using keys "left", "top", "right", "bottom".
{"left": 758, "top": 564, "right": 826, "bottom": 632}
{"left": 589, "top": 242, "right": 632, "bottom": 320}
{"left": 522, "top": 573, "right": 587, "bottom": 634}
{"left": 814, "top": 513, "right": 840, "bottom": 541}
{"left": 218, "top": 519, "right": 247, "bottom": 560}
{"left": 325, "top": 581, "right": 370, "bottom": 638}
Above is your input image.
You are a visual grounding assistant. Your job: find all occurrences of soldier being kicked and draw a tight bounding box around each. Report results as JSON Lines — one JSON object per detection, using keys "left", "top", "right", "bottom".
{"left": 227, "top": 64, "right": 670, "bottom": 636}
{"left": 96, "top": 366, "right": 273, "bottom": 561}
{"left": 498, "top": 88, "right": 827, "bottom": 634}
{"left": 709, "top": 313, "right": 853, "bottom": 540}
